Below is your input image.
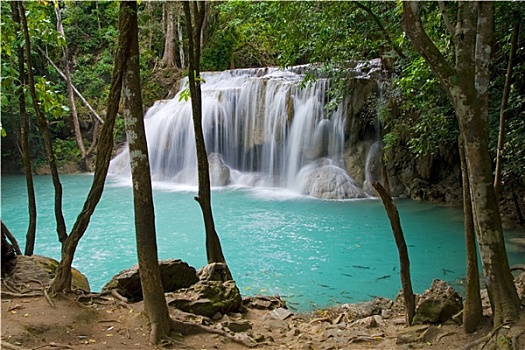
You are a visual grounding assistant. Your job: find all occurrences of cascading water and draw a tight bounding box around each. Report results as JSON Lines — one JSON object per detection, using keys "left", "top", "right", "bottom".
{"left": 109, "top": 65, "right": 375, "bottom": 199}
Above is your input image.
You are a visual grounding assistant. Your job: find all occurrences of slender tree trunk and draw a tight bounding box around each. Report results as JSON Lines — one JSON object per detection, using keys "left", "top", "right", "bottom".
{"left": 49, "top": 0, "right": 130, "bottom": 294}
{"left": 494, "top": 22, "right": 520, "bottom": 196}
{"left": 372, "top": 182, "right": 415, "bottom": 326}
{"left": 176, "top": 3, "right": 185, "bottom": 69}
{"left": 183, "top": 1, "right": 227, "bottom": 264}
{"left": 459, "top": 136, "right": 482, "bottom": 333}
{"left": 160, "top": 1, "right": 176, "bottom": 68}
{"left": 11, "top": 1, "right": 37, "bottom": 256}
{"left": 122, "top": 3, "right": 172, "bottom": 342}
{"left": 18, "top": 1, "right": 67, "bottom": 245}
{"left": 55, "top": 4, "right": 87, "bottom": 170}
{"left": 1, "top": 221, "right": 23, "bottom": 256}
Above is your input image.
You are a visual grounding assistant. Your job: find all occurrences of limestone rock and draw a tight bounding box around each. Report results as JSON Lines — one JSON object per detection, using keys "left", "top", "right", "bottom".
{"left": 208, "top": 153, "right": 231, "bottom": 186}
{"left": 198, "top": 262, "right": 233, "bottom": 282}
{"left": 219, "top": 319, "right": 253, "bottom": 333}
{"left": 102, "top": 259, "right": 198, "bottom": 301}
{"left": 413, "top": 279, "right": 463, "bottom": 325}
{"left": 242, "top": 295, "right": 288, "bottom": 310}
{"left": 12, "top": 255, "right": 90, "bottom": 292}
{"left": 342, "top": 297, "right": 393, "bottom": 319}
{"left": 298, "top": 160, "right": 368, "bottom": 200}
{"left": 166, "top": 280, "right": 242, "bottom": 317}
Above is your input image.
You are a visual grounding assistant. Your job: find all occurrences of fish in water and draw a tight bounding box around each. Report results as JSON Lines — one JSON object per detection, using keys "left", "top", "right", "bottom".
{"left": 442, "top": 269, "right": 455, "bottom": 275}
{"left": 341, "top": 273, "right": 353, "bottom": 277}
{"left": 352, "top": 265, "right": 371, "bottom": 269}
{"left": 375, "top": 275, "right": 391, "bottom": 281}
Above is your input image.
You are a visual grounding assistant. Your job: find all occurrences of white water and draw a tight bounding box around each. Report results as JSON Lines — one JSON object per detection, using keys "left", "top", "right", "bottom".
{"left": 109, "top": 66, "right": 377, "bottom": 199}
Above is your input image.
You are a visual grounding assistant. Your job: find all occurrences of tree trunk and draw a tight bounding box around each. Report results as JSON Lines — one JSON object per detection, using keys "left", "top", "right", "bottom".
{"left": 183, "top": 1, "right": 227, "bottom": 265}
{"left": 402, "top": 1, "right": 520, "bottom": 329}
{"left": 55, "top": 4, "right": 88, "bottom": 170}
{"left": 121, "top": 2, "right": 172, "bottom": 343}
{"left": 49, "top": 0, "right": 130, "bottom": 294}
{"left": 494, "top": 22, "right": 520, "bottom": 196}
{"left": 18, "top": 1, "right": 67, "bottom": 245}
{"left": 459, "top": 136, "right": 482, "bottom": 333}
{"left": 1, "top": 220, "right": 23, "bottom": 256}
{"left": 372, "top": 182, "right": 415, "bottom": 326}
{"left": 11, "top": 1, "right": 37, "bottom": 256}
{"left": 160, "top": 1, "right": 176, "bottom": 69}
{"left": 176, "top": 3, "right": 185, "bottom": 69}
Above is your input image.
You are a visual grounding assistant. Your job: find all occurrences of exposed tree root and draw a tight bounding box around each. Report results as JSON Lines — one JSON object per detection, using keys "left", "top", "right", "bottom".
{"left": 1, "top": 290, "right": 43, "bottom": 298}
{"left": 0, "top": 340, "right": 30, "bottom": 350}
{"left": 463, "top": 322, "right": 517, "bottom": 350}
{"left": 169, "top": 318, "right": 260, "bottom": 348}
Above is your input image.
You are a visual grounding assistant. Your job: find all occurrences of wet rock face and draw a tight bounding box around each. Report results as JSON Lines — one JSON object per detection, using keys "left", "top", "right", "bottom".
{"left": 298, "top": 160, "right": 368, "bottom": 199}
{"left": 102, "top": 259, "right": 198, "bottom": 301}
{"left": 208, "top": 153, "right": 231, "bottom": 186}
{"left": 412, "top": 279, "right": 463, "bottom": 325}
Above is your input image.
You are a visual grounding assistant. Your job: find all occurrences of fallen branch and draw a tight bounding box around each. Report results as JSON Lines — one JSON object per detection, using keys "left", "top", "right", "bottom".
{"left": 36, "top": 45, "right": 104, "bottom": 125}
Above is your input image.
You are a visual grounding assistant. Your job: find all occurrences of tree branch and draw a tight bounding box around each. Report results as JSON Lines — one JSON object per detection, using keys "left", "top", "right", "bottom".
{"left": 353, "top": 2, "right": 406, "bottom": 59}
{"left": 36, "top": 46, "right": 104, "bottom": 125}
{"left": 402, "top": 1, "right": 456, "bottom": 93}
{"left": 438, "top": 1, "right": 455, "bottom": 37}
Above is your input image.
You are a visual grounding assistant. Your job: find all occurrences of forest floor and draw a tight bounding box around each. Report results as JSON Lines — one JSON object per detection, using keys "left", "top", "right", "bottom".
{"left": 3, "top": 289, "right": 524, "bottom": 350}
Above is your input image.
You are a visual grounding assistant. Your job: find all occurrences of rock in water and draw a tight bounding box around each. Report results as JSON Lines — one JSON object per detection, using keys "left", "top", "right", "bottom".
{"left": 412, "top": 279, "right": 463, "bottom": 324}
{"left": 297, "top": 159, "right": 368, "bottom": 199}
{"left": 208, "top": 153, "right": 231, "bottom": 186}
{"left": 102, "top": 259, "right": 198, "bottom": 301}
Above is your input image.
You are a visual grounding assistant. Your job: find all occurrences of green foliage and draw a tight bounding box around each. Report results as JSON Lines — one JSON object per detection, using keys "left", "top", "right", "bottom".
{"left": 52, "top": 138, "right": 80, "bottom": 166}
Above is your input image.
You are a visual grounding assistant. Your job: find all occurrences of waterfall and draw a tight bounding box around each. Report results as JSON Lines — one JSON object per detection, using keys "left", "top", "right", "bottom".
{"left": 109, "top": 65, "right": 375, "bottom": 199}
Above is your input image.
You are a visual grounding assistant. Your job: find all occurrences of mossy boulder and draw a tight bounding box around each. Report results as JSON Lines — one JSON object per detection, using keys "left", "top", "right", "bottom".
{"left": 11, "top": 255, "right": 90, "bottom": 292}
{"left": 413, "top": 279, "right": 462, "bottom": 325}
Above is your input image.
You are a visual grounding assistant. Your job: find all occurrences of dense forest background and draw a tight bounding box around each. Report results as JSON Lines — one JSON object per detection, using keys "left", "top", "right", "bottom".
{"left": 1, "top": 1, "right": 524, "bottom": 215}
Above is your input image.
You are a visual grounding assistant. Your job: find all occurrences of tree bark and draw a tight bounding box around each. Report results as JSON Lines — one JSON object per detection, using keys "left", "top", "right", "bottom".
{"left": 18, "top": 1, "right": 67, "bottom": 245}
{"left": 402, "top": 1, "right": 520, "bottom": 328}
{"left": 55, "top": 4, "right": 87, "bottom": 170}
{"left": 11, "top": 1, "right": 37, "bottom": 256}
{"left": 49, "top": 0, "right": 129, "bottom": 294}
{"left": 372, "top": 182, "right": 415, "bottom": 326}
{"left": 183, "top": 1, "right": 227, "bottom": 264}
{"left": 160, "top": 1, "right": 176, "bottom": 69}
{"left": 176, "top": 3, "right": 185, "bottom": 69}
{"left": 121, "top": 1, "right": 172, "bottom": 344}
{"left": 494, "top": 21, "right": 520, "bottom": 196}
{"left": 459, "top": 136, "right": 482, "bottom": 333}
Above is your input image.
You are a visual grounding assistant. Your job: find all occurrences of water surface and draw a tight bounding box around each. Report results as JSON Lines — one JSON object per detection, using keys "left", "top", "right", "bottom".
{"left": 2, "top": 174, "right": 522, "bottom": 311}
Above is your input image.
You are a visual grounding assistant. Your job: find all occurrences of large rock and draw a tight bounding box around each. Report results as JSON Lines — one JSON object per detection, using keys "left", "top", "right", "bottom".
{"left": 166, "top": 279, "right": 242, "bottom": 317}
{"left": 208, "top": 153, "right": 231, "bottom": 186}
{"left": 413, "top": 279, "right": 463, "bottom": 325}
{"left": 10, "top": 255, "right": 90, "bottom": 292}
{"left": 297, "top": 159, "right": 368, "bottom": 199}
{"left": 102, "top": 259, "right": 198, "bottom": 301}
